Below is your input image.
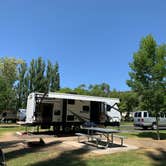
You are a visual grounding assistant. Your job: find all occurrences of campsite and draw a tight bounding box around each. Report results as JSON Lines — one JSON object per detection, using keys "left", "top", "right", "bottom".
{"left": 0, "top": 123, "right": 166, "bottom": 166}
{"left": 0, "top": 1, "right": 166, "bottom": 166}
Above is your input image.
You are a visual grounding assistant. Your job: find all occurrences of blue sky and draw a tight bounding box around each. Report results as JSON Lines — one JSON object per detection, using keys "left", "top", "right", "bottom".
{"left": 0, "top": 0, "right": 166, "bottom": 91}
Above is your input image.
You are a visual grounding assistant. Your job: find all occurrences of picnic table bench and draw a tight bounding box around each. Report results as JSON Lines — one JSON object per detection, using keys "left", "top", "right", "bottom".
{"left": 75, "top": 132, "right": 102, "bottom": 147}
{"left": 113, "top": 135, "right": 126, "bottom": 146}
{"left": 75, "top": 127, "right": 126, "bottom": 148}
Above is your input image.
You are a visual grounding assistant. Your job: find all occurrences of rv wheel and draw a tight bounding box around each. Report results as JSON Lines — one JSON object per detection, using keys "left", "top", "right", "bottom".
{"left": 53, "top": 125, "right": 60, "bottom": 134}
{"left": 152, "top": 123, "right": 157, "bottom": 130}
{"left": 63, "top": 126, "right": 71, "bottom": 133}
{"left": 73, "top": 126, "right": 80, "bottom": 132}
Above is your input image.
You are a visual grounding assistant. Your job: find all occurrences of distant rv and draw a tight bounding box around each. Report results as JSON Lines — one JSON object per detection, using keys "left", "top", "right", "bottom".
{"left": 25, "top": 92, "right": 121, "bottom": 133}
{"left": 0, "top": 110, "right": 17, "bottom": 123}
{"left": 17, "top": 109, "right": 26, "bottom": 121}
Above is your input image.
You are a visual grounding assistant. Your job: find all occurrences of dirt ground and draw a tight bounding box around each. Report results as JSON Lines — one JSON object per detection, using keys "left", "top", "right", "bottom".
{"left": 1, "top": 131, "right": 166, "bottom": 158}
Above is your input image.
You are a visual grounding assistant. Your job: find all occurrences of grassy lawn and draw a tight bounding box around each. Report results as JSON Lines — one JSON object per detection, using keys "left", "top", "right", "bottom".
{"left": 119, "top": 130, "right": 166, "bottom": 140}
{"left": 1, "top": 124, "right": 166, "bottom": 166}
{"left": 0, "top": 124, "right": 24, "bottom": 136}
{"left": 120, "top": 121, "right": 133, "bottom": 126}
{"left": 6, "top": 148, "right": 165, "bottom": 166}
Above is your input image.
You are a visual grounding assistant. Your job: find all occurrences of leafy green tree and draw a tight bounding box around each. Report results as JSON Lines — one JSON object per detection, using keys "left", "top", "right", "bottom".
{"left": 46, "top": 60, "right": 53, "bottom": 91}
{"left": 59, "top": 87, "right": 74, "bottom": 93}
{"left": 29, "top": 59, "right": 36, "bottom": 92}
{"left": 50, "top": 62, "right": 60, "bottom": 91}
{"left": 16, "top": 62, "right": 29, "bottom": 108}
{"left": 88, "top": 83, "right": 110, "bottom": 97}
{"left": 119, "top": 92, "right": 138, "bottom": 120}
{"left": 28, "top": 58, "right": 60, "bottom": 93}
{"left": 0, "top": 57, "right": 23, "bottom": 112}
{"left": 74, "top": 84, "right": 89, "bottom": 95}
{"left": 34, "top": 57, "right": 47, "bottom": 92}
{"left": 127, "top": 35, "right": 166, "bottom": 139}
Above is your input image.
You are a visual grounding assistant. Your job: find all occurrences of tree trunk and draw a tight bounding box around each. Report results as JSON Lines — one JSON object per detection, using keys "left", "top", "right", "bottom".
{"left": 156, "top": 116, "right": 160, "bottom": 140}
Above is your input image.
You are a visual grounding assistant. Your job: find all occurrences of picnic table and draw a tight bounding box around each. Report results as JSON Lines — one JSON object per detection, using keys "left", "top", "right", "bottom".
{"left": 76, "top": 127, "right": 125, "bottom": 148}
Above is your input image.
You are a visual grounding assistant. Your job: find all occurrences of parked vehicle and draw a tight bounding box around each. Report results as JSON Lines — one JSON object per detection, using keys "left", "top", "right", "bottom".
{"left": 25, "top": 92, "right": 121, "bottom": 133}
{"left": 17, "top": 109, "right": 26, "bottom": 121}
{"left": 0, "top": 110, "right": 17, "bottom": 123}
{"left": 134, "top": 111, "right": 166, "bottom": 129}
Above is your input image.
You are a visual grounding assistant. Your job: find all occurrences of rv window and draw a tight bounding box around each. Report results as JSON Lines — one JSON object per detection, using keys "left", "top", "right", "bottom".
{"left": 67, "top": 115, "right": 74, "bottom": 121}
{"left": 82, "top": 106, "right": 90, "bottom": 112}
{"left": 138, "top": 112, "right": 141, "bottom": 117}
{"left": 144, "top": 112, "right": 148, "bottom": 117}
{"left": 107, "top": 105, "right": 111, "bottom": 111}
{"left": 54, "top": 110, "right": 60, "bottom": 116}
{"left": 68, "top": 99, "right": 75, "bottom": 105}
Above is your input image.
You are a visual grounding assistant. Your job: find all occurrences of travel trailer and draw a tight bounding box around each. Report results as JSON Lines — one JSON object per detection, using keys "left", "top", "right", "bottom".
{"left": 25, "top": 92, "right": 121, "bottom": 133}
{"left": 134, "top": 111, "right": 166, "bottom": 129}
{"left": 0, "top": 110, "right": 17, "bottom": 123}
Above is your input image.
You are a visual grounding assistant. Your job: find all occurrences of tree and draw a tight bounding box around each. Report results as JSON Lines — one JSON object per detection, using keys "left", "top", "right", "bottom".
{"left": 34, "top": 57, "right": 47, "bottom": 92}
{"left": 119, "top": 92, "right": 138, "bottom": 121}
{"left": 50, "top": 62, "right": 60, "bottom": 91}
{"left": 16, "top": 62, "right": 29, "bottom": 109}
{"left": 46, "top": 60, "right": 53, "bottom": 91}
{"left": 29, "top": 59, "right": 36, "bottom": 92}
{"left": 88, "top": 83, "right": 110, "bottom": 97}
{"left": 0, "top": 57, "right": 23, "bottom": 112}
{"left": 28, "top": 57, "right": 60, "bottom": 93}
{"left": 127, "top": 35, "right": 166, "bottom": 139}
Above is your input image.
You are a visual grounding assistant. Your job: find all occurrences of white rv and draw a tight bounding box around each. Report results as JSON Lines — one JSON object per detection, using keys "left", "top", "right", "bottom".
{"left": 26, "top": 92, "right": 121, "bottom": 133}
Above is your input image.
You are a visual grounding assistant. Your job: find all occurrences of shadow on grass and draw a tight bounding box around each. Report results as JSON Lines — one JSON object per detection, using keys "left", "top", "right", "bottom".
{"left": 30, "top": 145, "right": 90, "bottom": 166}
{"left": 0, "top": 140, "right": 24, "bottom": 149}
{"left": 5, "top": 140, "right": 62, "bottom": 161}
{"left": 131, "top": 132, "right": 166, "bottom": 140}
{"left": 147, "top": 148, "right": 166, "bottom": 166}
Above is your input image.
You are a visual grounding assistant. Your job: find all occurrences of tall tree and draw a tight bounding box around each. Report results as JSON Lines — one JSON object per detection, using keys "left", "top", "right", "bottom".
{"left": 16, "top": 62, "right": 29, "bottom": 108}
{"left": 50, "top": 62, "right": 60, "bottom": 91}
{"left": 34, "top": 57, "right": 47, "bottom": 92}
{"left": 119, "top": 92, "right": 138, "bottom": 120}
{"left": 28, "top": 58, "right": 60, "bottom": 93}
{"left": 0, "top": 57, "right": 23, "bottom": 112}
{"left": 46, "top": 60, "right": 53, "bottom": 91}
{"left": 29, "top": 59, "right": 36, "bottom": 92}
{"left": 127, "top": 35, "right": 166, "bottom": 139}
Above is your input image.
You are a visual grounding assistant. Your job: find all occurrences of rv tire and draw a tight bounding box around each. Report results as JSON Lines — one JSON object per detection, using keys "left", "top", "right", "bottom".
{"left": 73, "top": 125, "right": 80, "bottom": 132}
{"left": 53, "top": 125, "right": 60, "bottom": 134}
{"left": 63, "top": 126, "right": 72, "bottom": 133}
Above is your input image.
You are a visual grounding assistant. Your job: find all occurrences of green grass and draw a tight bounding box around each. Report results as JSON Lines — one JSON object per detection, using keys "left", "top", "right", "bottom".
{"left": 120, "top": 121, "right": 133, "bottom": 126}
{"left": 0, "top": 124, "right": 24, "bottom": 136}
{"left": 86, "top": 150, "right": 153, "bottom": 166}
{"left": 118, "top": 130, "right": 166, "bottom": 140}
{"left": 6, "top": 149, "right": 164, "bottom": 166}
{"left": 1, "top": 124, "right": 166, "bottom": 166}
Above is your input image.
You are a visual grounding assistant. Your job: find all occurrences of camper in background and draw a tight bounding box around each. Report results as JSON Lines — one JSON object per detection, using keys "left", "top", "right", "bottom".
{"left": 17, "top": 109, "right": 26, "bottom": 121}
{"left": 0, "top": 110, "right": 17, "bottom": 123}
